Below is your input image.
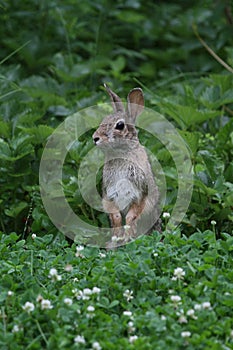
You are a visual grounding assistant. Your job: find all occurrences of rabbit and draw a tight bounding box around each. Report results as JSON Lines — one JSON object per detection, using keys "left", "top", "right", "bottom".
{"left": 92, "top": 84, "right": 161, "bottom": 246}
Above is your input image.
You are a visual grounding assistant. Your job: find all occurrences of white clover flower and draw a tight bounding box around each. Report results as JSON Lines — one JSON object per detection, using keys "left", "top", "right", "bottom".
{"left": 161, "top": 315, "right": 166, "bottom": 321}
{"left": 211, "top": 220, "right": 216, "bottom": 226}
{"left": 74, "top": 335, "right": 86, "bottom": 344}
{"left": 178, "top": 315, "right": 188, "bottom": 324}
{"left": 123, "top": 289, "right": 134, "bottom": 302}
{"left": 92, "top": 341, "right": 102, "bottom": 350}
{"left": 99, "top": 252, "right": 106, "bottom": 258}
{"left": 75, "top": 290, "right": 84, "bottom": 300}
{"left": 48, "top": 268, "right": 62, "bottom": 281}
{"left": 31, "top": 233, "right": 37, "bottom": 239}
{"left": 194, "top": 303, "right": 202, "bottom": 311}
{"left": 186, "top": 309, "right": 197, "bottom": 319}
{"left": 153, "top": 250, "right": 158, "bottom": 257}
{"left": 123, "top": 311, "right": 133, "bottom": 317}
{"left": 92, "top": 287, "right": 101, "bottom": 294}
{"left": 75, "top": 245, "right": 84, "bottom": 257}
{"left": 41, "top": 299, "right": 53, "bottom": 310}
{"left": 76, "top": 288, "right": 91, "bottom": 300}
{"left": 87, "top": 305, "right": 95, "bottom": 319}
{"left": 127, "top": 321, "right": 135, "bottom": 333}
{"left": 12, "top": 325, "right": 21, "bottom": 333}
{"left": 111, "top": 235, "right": 118, "bottom": 242}
{"left": 22, "top": 301, "right": 35, "bottom": 313}
{"left": 73, "top": 277, "right": 79, "bottom": 282}
{"left": 171, "top": 295, "right": 181, "bottom": 303}
{"left": 64, "top": 264, "right": 73, "bottom": 272}
{"left": 129, "top": 335, "right": 138, "bottom": 343}
{"left": 181, "top": 331, "right": 191, "bottom": 338}
{"left": 69, "top": 176, "right": 77, "bottom": 184}
{"left": 49, "top": 268, "right": 58, "bottom": 276}
{"left": 64, "top": 298, "right": 73, "bottom": 306}
{"left": 83, "top": 288, "right": 92, "bottom": 300}
{"left": 7, "top": 290, "right": 14, "bottom": 296}
{"left": 187, "top": 309, "right": 194, "bottom": 316}
{"left": 202, "top": 301, "right": 211, "bottom": 309}
{"left": 87, "top": 305, "right": 95, "bottom": 312}
{"left": 173, "top": 267, "right": 185, "bottom": 280}
{"left": 177, "top": 309, "right": 186, "bottom": 323}
{"left": 162, "top": 212, "right": 170, "bottom": 218}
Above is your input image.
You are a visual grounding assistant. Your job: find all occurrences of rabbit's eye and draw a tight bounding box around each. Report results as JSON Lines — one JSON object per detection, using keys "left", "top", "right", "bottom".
{"left": 115, "top": 120, "right": 125, "bottom": 130}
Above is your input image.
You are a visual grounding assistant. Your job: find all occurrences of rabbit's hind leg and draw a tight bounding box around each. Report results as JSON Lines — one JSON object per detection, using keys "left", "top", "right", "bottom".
{"left": 109, "top": 212, "right": 123, "bottom": 238}
{"left": 125, "top": 199, "right": 146, "bottom": 239}
{"left": 103, "top": 198, "right": 124, "bottom": 239}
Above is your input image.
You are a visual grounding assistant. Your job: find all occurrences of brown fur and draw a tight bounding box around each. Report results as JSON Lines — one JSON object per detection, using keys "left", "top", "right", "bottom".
{"left": 93, "top": 85, "right": 161, "bottom": 246}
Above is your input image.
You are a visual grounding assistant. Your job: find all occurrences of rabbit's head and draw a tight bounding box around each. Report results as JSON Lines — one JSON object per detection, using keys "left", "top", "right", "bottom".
{"left": 93, "top": 84, "right": 144, "bottom": 150}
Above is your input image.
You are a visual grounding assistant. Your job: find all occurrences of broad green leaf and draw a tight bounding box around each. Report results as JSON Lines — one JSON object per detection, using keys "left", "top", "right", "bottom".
{"left": 200, "top": 86, "right": 233, "bottom": 109}
{"left": 178, "top": 130, "right": 200, "bottom": 155}
{"left": 161, "top": 101, "right": 219, "bottom": 129}
{"left": 0, "top": 121, "right": 10, "bottom": 137}
{"left": 0, "top": 138, "right": 11, "bottom": 160}
{"left": 19, "top": 125, "right": 54, "bottom": 144}
{"left": 110, "top": 56, "right": 126, "bottom": 74}
{"left": 5, "top": 202, "right": 28, "bottom": 218}
{"left": 199, "top": 150, "right": 224, "bottom": 181}
{"left": 217, "top": 119, "right": 233, "bottom": 145}
{"left": 200, "top": 86, "right": 220, "bottom": 109}
{"left": 194, "top": 177, "right": 218, "bottom": 195}
{"left": 205, "top": 74, "right": 233, "bottom": 92}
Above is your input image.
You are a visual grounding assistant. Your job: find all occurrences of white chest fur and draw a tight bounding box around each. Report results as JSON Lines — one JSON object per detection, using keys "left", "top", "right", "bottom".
{"left": 106, "top": 176, "right": 141, "bottom": 212}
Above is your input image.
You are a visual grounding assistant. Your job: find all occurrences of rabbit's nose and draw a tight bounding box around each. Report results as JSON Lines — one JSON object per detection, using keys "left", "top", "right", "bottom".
{"left": 93, "top": 136, "right": 100, "bottom": 145}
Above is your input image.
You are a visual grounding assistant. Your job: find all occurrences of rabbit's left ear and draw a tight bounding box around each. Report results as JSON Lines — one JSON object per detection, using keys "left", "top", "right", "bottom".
{"left": 127, "top": 88, "right": 144, "bottom": 124}
{"left": 104, "top": 83, "right": 125, "bottom": 113}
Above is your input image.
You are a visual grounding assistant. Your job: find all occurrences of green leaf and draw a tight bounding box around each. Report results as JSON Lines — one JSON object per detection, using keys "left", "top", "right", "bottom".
{"left": 5, "top": 202, "right": 28, "bottom": 218}
{"left": 199, "top": 150, "right": 224, "bottom": 181}
{"left": 19, "top": 125, "right": 54, "bottom": 144}
{"left": 0, "top": 121, "right": 10, "bottom": 138}
{"left": 161, "top": 101, "right": 219, "bottom": 129}
{"left": 200, "top": 86, "right": 233, "bottom": 109}
{"left": 0, "top": 138, "right": 11, "bottom": 160}
{"left": 194, "top": 177, "right": 218, "bottom": 195}
{"left": 217, "top": 119, "right": 233, "bottom": 145}
{"left": 178, "top": 130, "right": 200, "bottom": 155}
{"left": 206, "top": 73, "right": 233, "bottom": 93}
{"left": 110, "top": 56, "right": 126, "bottom": 74}
{"left": 109, "top": 300, "right": 120, "bottom": 308}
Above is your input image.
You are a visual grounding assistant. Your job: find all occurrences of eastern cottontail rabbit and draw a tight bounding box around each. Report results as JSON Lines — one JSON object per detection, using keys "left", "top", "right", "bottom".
{"left": 93, "top": 84, "right": 161, "bottom": 246}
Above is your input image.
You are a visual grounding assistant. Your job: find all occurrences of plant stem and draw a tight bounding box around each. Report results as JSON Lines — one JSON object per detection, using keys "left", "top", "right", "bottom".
{"left": 192, "top": 23, "right": 233, "bottom": 74}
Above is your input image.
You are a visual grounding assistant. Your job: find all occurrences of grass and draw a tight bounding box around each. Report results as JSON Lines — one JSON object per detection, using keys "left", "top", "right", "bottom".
{"left": 1, "top": 229, "right": 233, "bottom": 349}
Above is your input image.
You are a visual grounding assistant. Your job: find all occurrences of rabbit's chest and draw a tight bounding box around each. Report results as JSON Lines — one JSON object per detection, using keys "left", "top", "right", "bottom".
{"left": 103, "top": 160, "right": 145, "bottom": 212}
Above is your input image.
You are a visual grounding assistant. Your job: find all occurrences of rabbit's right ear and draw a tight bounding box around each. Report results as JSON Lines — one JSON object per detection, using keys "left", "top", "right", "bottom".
{"left": 104, "top": 83, "right": 125, "bottom": 113}
{"left": 127, "top": 88, "right": 144, "bottom": 124}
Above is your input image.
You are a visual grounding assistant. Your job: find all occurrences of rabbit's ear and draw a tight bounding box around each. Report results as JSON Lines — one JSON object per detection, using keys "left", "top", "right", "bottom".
{"left": 104, "top": 83, "right": 125, "bottom": 113}
{"left": 126, "top": 88, "right": 144, "bottom": 124}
